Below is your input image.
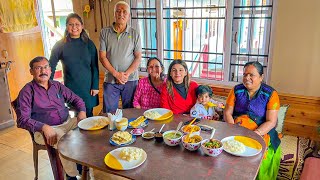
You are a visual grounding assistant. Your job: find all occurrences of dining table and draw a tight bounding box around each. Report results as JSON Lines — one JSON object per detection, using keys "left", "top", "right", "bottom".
{"left": 58, "top": 108, "right": 266, "bottom": 180}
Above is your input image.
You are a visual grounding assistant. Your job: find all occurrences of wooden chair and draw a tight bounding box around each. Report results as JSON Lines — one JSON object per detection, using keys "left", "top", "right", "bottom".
{"left": 11, "top": 99, "right": 64, "bottom": 180}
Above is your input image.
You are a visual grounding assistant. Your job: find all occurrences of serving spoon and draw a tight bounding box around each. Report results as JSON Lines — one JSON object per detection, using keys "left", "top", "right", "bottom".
{"left": 159, "top": 124, "right": 165, "bottom": 133}
{"left": 210, "top": 128, "right": 216, "bottom": 139}
{"left": 173, "top": 121, "right": 183, "bottom": 137}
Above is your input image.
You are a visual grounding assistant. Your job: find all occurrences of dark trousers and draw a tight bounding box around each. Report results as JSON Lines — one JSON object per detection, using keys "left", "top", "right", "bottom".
{"left": 86, "top": 107, "right": 93, "bottom": 117}
{"left": 103, "top": 81, "right": 138, "bottom": 113}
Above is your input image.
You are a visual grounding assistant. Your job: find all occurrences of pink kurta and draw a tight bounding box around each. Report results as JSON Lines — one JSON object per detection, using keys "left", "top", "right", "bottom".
{"left": 133, "top": 77, "right": 166, "bottom": 109}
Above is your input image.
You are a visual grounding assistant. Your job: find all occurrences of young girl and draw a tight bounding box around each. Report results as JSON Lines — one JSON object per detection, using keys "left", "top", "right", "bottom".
{"left": 190, "top": 85, "right": 224, "bottom": 120}
{"left": 161, "top": 60, "right": 198, "bottom": 114}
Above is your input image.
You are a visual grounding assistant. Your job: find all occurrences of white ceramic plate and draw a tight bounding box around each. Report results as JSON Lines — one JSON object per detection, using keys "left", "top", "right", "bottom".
{"left": 143, "top": 108, "right": 173, "bottom": 121}
{"left": 104, "top": 147, "right": 147, "bottom": 170}
{"left": 78, "top": 116, "right": 109, "bottom": 130}
{"left": 221, "top": 136, "right": 262, "bottom": 157}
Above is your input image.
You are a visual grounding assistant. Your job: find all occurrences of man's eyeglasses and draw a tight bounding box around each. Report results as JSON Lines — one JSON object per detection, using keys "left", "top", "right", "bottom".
{"left": 68, "top": 23, "right": 81, "bottom": 27}
{"left": 33, "top": 65, "right": 50, "bottom": 71}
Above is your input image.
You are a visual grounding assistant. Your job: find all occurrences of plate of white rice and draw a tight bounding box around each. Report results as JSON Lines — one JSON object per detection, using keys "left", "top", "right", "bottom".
{"left": 221, "top": 136, "right": 262, "bottom": 157}
{"left": 143, "top": 108, "right": 173, "bottom": 121}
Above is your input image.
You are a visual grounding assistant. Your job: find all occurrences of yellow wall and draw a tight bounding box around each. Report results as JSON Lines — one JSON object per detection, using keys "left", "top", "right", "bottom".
{"left": 0, "top": 27, "right": 44, "bottom": 100}
{"left": 270, "top": 0, "right": 320, "bottom": 97}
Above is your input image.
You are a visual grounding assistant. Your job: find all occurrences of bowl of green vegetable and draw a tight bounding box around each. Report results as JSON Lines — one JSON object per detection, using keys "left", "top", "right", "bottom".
{"left": 201, "top": 139, "right": 223, "bottom": 157}
{"left": 163, "top": 130, "right": 183, "bottom": 146}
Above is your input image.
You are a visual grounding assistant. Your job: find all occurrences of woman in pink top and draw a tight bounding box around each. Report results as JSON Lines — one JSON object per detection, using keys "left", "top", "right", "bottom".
{"left": 133, "top": 57, "right": 166, "bottom": 109}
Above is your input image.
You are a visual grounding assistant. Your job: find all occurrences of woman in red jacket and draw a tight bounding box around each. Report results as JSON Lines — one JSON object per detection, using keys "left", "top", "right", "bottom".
{"left": 161, "top": 60, "right": 198, "bottom": 114}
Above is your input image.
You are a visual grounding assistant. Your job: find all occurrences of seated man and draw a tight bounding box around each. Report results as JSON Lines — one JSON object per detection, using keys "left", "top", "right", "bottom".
{"left": 16, "top": 56, "right": 86, "bottom": 180}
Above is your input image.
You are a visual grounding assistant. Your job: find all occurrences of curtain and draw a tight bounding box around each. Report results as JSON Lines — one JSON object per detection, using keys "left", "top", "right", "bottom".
{"left": 0, "top": 0, "right": 38, "bottom": 33}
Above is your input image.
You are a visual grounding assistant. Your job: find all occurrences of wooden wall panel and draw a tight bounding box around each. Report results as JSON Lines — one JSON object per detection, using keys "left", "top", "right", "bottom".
{"left": 279, "top": 93, "right": 320, "bottom": 141}
{"left": 283, "top": 123, "right": 319, "bottom": 140}
{"left": 0, "top": 28, "right": 44, "bottom": 101}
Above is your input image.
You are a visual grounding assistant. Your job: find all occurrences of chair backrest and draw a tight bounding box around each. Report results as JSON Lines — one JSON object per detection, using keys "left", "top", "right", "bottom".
{"left": 11, "top": 98, "right": 17, "bottom": 111}
{"left": 11, "top": 98, "right": 40, "bottom": 144}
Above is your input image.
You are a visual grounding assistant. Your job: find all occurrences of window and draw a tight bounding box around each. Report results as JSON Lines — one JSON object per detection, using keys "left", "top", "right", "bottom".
{"left": 37, "top": 0, "right": 73, "bottom": 81}
{"left": 130, "top": 0, "right": 274, "bottom": 85}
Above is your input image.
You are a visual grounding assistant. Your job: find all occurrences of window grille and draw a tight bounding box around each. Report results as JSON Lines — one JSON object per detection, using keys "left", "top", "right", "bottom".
{"left": 130, "top": 0, "right": 273, "bottom": 84}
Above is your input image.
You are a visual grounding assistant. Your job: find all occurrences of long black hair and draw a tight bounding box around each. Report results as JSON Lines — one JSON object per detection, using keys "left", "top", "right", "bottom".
{"left": 63, "top": 13, "right": 89, "bottom": 43}
{"left": 166, "top": 60, "right": 190, "bottom": 97}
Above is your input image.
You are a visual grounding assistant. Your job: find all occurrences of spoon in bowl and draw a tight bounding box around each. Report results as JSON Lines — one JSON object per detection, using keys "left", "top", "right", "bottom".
{"left": 173, "top": 121, "right": 183, "bottom": 137}
{"left": 210, "top": 128, "right": 216, "bottom": 139}
{"left": 159, "top": 124, "right": 165, "bottom": 133}
{"left": 185, "top": 126, "right": 196, "bottom": 142}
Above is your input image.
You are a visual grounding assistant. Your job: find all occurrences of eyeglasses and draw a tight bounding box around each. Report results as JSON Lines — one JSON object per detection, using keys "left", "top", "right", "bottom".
{"left": 68, "top": 23, "right": 82, "bottom": 27}
{"left": 33, "top": 65, "right": 50, "bottom": 71}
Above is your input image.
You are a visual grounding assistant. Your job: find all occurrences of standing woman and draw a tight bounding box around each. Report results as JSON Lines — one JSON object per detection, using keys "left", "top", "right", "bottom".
{"left": 133, "top": 57, "right": 166, "bottom": 109}
{"left": 224, "top": 61, "right": 281, "bottom": 179}
{"left": 49, "top": 13, "right": 99, "bottom": 117}
{"left": 161, "top": 60, "right": 198, "bottom": 114}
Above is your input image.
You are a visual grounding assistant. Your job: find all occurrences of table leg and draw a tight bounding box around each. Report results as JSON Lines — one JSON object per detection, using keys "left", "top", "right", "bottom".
{"left": 81, "top": 166, "right": 89, "bottom": 180}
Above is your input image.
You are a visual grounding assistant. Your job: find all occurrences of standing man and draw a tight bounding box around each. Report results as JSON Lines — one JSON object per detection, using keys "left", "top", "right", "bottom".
{"left": 99, "top": 1, "right": 142, "bottom": 113}
{"left": 16, "top": 56, "right": 86, "bottom": 180}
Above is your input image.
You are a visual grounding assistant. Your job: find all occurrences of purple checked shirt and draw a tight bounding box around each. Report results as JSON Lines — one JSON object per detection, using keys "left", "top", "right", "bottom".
{"left": 16, "top": 80, "right": 86, "bottom": 132}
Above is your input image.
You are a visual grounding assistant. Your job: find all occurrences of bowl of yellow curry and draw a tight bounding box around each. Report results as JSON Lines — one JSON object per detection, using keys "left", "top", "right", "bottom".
{"left": 181, "top": 125, "right": 201, "bottom": 136}
{"left": 182, "top": 134, "right": 203, "bottom": 151}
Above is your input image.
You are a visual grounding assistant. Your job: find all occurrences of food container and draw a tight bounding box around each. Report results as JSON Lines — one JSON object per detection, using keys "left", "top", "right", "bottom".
{"left": 130, "top": 128, "right": 144, "bottom": 136}
{"left": 201, "top": 139, "right": 223, "bottom": 157}
{"left": 154, "top": 132, "right": 163, "bottom": 142}
{"left": 181, "top": 135, "right": 203, "bottom": 151}
{"left": 163, "top": 130, "right": 183, "bottom": 146}
{"left": 181, "top": 125, "right": 201, "bottom": 136}
{"left": 142, "top": 131, "right": 155, "bottom": 139}
{"left": 115, "top": 118, "right": 128, "bottom": 131}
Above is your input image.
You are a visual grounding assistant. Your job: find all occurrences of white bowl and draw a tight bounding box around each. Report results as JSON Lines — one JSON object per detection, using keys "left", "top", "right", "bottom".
{"left": 182, "top": 135, "right": 203, "bottom": 151}
{"left": 163, "top": 130, "right": 183, "bottom": 146}
{"left": 181, "top": 125, "right": 201, "bottom": 136}
{"left": 201, "top": 139, "right": 223, "bottom": 157}
{"left": 141, "top": 131, "right": 155, "bottom": 139}
{"left": 115, "top": 118, "right": 128, "bottom": 131}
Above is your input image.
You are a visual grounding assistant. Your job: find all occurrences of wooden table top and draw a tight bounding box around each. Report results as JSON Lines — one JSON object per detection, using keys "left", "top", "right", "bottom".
{"left": 58, "top": 108, "right": 266, "bottom": 180}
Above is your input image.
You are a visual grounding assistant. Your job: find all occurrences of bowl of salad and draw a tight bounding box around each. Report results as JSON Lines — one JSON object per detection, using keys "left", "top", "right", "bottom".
{"left": 201, "top": 139, "right": 223, "bottom": 157}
